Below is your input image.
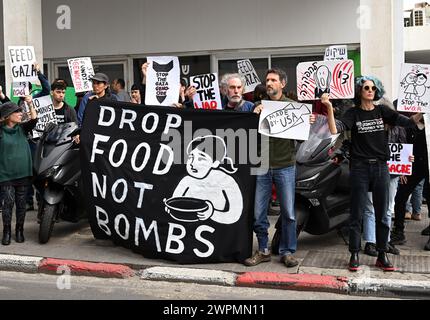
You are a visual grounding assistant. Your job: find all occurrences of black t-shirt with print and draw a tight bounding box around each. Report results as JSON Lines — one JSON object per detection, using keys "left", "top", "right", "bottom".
{"left": 55, "top": 106, "right": 66, "bottom": 125}
{"left": 338, "top": 105, "right": 399, "bottom": 161}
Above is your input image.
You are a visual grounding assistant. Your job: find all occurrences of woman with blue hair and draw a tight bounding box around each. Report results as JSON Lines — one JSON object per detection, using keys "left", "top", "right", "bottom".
{"left": 322, "top": 75, "right": 422, "bottom": 272}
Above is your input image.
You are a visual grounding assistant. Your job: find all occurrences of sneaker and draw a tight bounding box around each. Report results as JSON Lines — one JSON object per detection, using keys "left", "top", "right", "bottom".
{"left": 390, "top": 230, "right": 407, "bottom": 245}
{"left": 421, "top": 225, "right": 430, "bottom": 236}
{"left": 375, "top": 253, "right": 396, "bottom": 272}
{"left": 364, "top": 242, "right": 378, "bottom": 257}
{"left": 387, "top": 242, "right": 400, "bottom": 255}
{"left": 244, "top": 250, "right": 271, "bottom": 267}
{"left": 348, "top": 253, "right": 360, "bottom": 272}
{"left": 281, "top": 254, "right": 299, "bottom": 268}
{"left": 411, "top": 213, "right": 422, "bottom": 221}
{"left": 404, "top": 212, "right": 412, "bottom": 220}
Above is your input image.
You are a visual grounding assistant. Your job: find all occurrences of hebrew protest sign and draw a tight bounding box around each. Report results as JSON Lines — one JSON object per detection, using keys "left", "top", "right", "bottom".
{"left": 32, "top": 95, "right": 57, "bottom": 138}
{"left": 397, "top": 63, "right": 430, "bottom": 113}
{"left": 237, "top": 59, "right": 261, "bottom": 93}
{"left": 145, "top": 56, "right": 180, "bottom": 106}
{"left": 259, "top": 100, "right": 312, "bottom": 141}
{"left": 67, "top": 57, "right": 95, "bottom": 93}
{"left": 8, "top": 46, "right": 38, "bottom": 82}
{"left": 388, "top": 143, "right": 413, "bottom": 176}
{"left": 297, "top": 60, "right": 354, "bottom": 101}
{"left": 190, "top": 73, "right": 222, "bottom": 110}
{"left": 12, "top": 82, "right": 30, "bottom": 97}
{"left": 80, "top": 100, "right": 260, "bottom": 264}
{"left": 324, "top": 45, "right": 348, "bottom": 61}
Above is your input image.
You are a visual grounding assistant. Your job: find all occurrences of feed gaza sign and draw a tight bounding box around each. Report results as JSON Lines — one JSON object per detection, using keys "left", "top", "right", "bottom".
{"left": 8, "top": 46, "right": 38, "bottom": 82}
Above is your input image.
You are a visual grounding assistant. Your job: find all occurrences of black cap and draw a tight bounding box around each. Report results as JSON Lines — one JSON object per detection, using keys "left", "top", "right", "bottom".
{"left": 90, "top": 72, "right": 109, "bottom": 83}
{"left": 0, "top": 102, "right": 22, "bottom": 119}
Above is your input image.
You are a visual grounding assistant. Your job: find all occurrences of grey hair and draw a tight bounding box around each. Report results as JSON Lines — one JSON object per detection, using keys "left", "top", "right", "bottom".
{"left": 223, "top": 73, "right": 246, "bottom": 88}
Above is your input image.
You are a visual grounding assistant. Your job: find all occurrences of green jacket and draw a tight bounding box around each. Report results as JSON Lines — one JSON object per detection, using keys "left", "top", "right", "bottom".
{"left": 0, "top": 120, "right": 36, "bottom": 183}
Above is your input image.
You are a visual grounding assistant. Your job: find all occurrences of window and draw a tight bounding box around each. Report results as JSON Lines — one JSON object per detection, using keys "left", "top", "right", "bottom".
{"left": 413, "top": 9, "right": 424, "bottom": 26}
{"left": 218, "top": 58, "right": 268, "bottom": 83}
{"left": 57, "top": 62, "right": 125, "bottom": 88}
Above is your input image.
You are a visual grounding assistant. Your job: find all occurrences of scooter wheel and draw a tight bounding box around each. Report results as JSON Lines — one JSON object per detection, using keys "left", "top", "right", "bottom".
{"left": 39, "top": 203, "right": 57, "bottom": 244}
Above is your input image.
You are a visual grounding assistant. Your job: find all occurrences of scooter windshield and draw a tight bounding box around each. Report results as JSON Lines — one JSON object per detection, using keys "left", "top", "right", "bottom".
{"left": 296, "top": 115, "right": 339, "bottom": 164}
{"left": 45, "top": 123, "right": 79, "bottom": 146}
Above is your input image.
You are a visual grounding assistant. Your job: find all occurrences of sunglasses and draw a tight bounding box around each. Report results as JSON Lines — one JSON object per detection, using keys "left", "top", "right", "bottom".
{"left": 363, "top": 85, "right": 377, "bottom": 92}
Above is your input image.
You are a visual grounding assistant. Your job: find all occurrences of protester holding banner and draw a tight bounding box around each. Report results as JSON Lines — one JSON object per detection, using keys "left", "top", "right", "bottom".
{"left": 324, "top": 76, "right": 423, "bottom": 271}
{"left": 391, "top": 114, "right": 430, "bottom": 251}
{"left": 245, "top": 68, "right": 315, "bottom": 268}
{"left": 77, "top": 73, "right": 118, "bottom": 126}
{"left": 222, "top": 74, "right": 255, "bottom": 112}
{"left": 0, "top": 101, "right": 37, "bottom": 245}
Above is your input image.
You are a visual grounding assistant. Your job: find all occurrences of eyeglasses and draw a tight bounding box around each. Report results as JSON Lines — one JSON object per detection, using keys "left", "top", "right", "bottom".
{"left": 363, "top": 85, "right": 377, "bottom": 92}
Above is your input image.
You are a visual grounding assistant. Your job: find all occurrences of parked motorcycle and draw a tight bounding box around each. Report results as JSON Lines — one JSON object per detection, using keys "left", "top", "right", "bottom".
{"left": 33, "top": 122, "right": 86, "bottom": 244}
{"left": 271, "top": 115, "right": 351, "bottom": 254}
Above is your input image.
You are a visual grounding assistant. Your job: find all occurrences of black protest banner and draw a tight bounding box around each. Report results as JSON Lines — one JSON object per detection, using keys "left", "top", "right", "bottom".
{"left": 80, "top": 100, "right": 259, "bottom": 264}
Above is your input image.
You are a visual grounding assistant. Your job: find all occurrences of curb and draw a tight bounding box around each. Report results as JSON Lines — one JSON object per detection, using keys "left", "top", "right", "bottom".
{"left": 38, "top": 258, "right": 135, "bottom": 278}
{"left": 1, "top": 254, "right": 430, "bottom": 298}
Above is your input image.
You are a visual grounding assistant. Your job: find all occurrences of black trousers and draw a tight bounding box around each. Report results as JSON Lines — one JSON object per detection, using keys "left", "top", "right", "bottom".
{"left": 1, "top": 185, "right": 28, "bottom": 226}
{"left": 394, "top": 161, "right": 430, "bottom": 233}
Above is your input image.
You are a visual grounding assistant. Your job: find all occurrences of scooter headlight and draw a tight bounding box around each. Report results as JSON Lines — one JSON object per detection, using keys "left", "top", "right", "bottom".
{"left": 44, "top": 165, "right": 61, "bottom": 178}
{"left": 296, "top": 173, "right": 320, "bottom": 189}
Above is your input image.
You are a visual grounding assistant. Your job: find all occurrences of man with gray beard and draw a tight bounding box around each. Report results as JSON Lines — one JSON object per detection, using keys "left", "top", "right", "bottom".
{"left": 222, "top": 74, "right": 255, "bottom": 112}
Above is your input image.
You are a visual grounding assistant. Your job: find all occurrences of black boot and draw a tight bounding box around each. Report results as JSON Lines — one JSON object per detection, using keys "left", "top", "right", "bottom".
{"left": 348, "top": 253, "right": 359, "bottom": 271}
{"left": 2, "top": 224, "right": 11, "bottom": 245}
{"left": 15, "top": 223, "right": 25, "bottom": 243}
{"left": 376, "top": 252, "right": 395, "bottom": 271}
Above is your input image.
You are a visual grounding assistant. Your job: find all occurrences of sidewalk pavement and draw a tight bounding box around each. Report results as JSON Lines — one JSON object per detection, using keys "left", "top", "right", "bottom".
{"left": 0, "top": 206, "right": 429, "bottom": 299}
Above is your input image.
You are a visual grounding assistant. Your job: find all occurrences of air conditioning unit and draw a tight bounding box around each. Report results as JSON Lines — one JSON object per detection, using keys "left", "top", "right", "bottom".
{"left": 412, "top": 9, "right": 426, "bottom": 26}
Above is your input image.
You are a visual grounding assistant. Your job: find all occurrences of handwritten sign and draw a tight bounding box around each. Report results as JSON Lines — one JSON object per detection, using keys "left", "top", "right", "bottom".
{"left": 237, "top": 59, "right": 261, "bottom": 93}
{"left": 12, "top": 82, "right": 30, "bottom": 97}
{"left": 190, "top": 73, "right": 222, "bottom": 110}
{"left": 259, "top": 100, "right": 312, "bottom": 141}
{"left": 8, "top": 46, "right": 38, "bottom": 82}
{"left": 387, "top": 143, "right": 413, "bottom": 176}
{"left": 397, "top": 63, "right": 430, "bottom": 113}
{"left": 32, "top": 95, "right": 57, "bottom": 139}
{"left": 67, "top": 57, "right": 95, "bottom": 93}
{"left": 297, "top": 60, "right": 354, "bottom": 101}
{"left": 324, "top": 45, "right": 348, "bottom": 61}
{"left": 145, "top": 56, "right": 180, "bottom": 106}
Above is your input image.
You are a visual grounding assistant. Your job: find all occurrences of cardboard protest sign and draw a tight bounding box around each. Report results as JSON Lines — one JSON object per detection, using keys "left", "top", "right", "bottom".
{"left": 32, "top": 95, "right": 57, "bottom": 138}
{"left": 190, "top": 73, "right": 222, "bottom": 110}
{"left": 8, "top": 46, "right": 38, "bottom": 82}
{"left": 388, "top": 143, "right": 413, "bottom": 176}
{"left": 297, "top": 60, "right": 354, "bottom": 101}
{"left": 145, "top": 56, "right": 180, "bottom": 106}
{"left": 397, "top": 63, "right": 430, "bottom": 113}
{"left": 12, "top": 82, "right": 30, "bottom": 97}
{"left": 324, "top": 45, "right": 348, "bottom": 61}
{"left": 67, "top": 57, "right": 95, "bottom": 93}
{"left": 259, "top": 100, "right": 312, "bottom": 141}
{"left": 237, "top": 59, "right": 261, "bottom": 93}
{"left": 80, "top": 100, "right": 259, "bottom": 264}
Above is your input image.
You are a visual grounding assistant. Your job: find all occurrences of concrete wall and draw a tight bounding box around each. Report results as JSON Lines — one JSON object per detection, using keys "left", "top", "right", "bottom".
{"left": 41, "top": 0, "right": 361, "bottom": 59}
{"left": 405, "top": 25, "right": 430, "bottom": 51}
{"left": 0, "top": 1, "right": 4, "bottom": 61}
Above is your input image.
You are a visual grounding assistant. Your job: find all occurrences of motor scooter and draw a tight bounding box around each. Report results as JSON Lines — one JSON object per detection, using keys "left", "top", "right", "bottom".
{"left": 33, "top": 122, "right": 86, "bottom": 244}
{"left": 271, "top": 115, "right": 351, "bottom": 254}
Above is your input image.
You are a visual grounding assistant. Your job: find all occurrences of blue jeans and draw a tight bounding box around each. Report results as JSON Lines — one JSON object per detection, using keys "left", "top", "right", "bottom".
{"left": 349, "top": 160, "right": 390, "bottom": 253}
{"left": 254, "top": 166, "right": 297, "bottom": 257}
{"left": 363, "top": 176, "right": 399, "bottom": 243}
{"left": 405, "top": 178, "right": 424, "bottom": 214}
